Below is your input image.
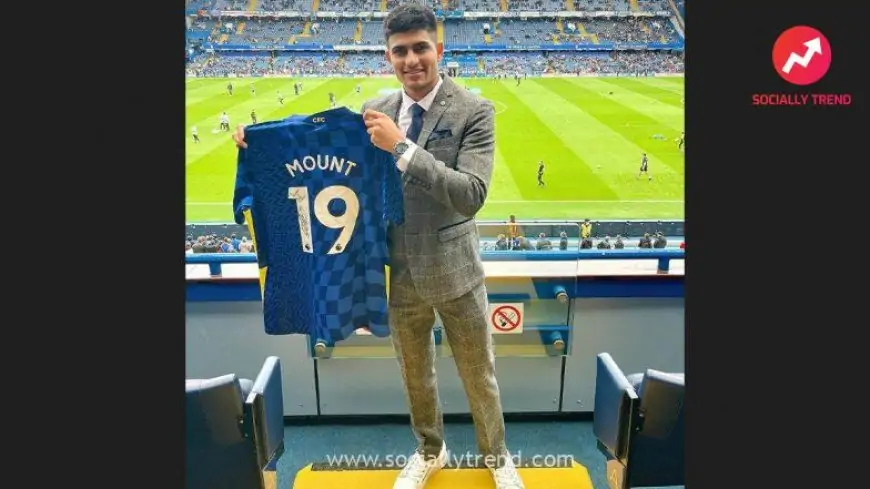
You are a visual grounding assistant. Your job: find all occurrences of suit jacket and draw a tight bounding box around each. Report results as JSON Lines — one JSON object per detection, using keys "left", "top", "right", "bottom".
{"left": 361, "top": 75, "right": 495, "bottom": 304}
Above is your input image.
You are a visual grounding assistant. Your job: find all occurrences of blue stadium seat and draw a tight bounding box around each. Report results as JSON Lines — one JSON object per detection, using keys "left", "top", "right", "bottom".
{"left": 593, "top": 352, "right": 684, "bottom": 489}
{"left": 186, "top": 356, "right": 285, "bottom": 489}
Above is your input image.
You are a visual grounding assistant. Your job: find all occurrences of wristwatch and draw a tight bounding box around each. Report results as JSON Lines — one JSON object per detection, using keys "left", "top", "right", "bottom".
{"left": 392, "top": 139, "right": 410, "bottom": 157}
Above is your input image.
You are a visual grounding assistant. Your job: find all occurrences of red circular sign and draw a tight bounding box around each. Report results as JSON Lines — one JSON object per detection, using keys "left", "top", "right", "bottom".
{"left": 491, "top": 305, "right": 521, "bottom": 332}
{"left": 772, "top": 26, "right": 831, "bottom": 86}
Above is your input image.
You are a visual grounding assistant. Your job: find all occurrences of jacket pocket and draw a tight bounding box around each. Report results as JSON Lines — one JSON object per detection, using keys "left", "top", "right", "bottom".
{"left": 438, "top": 219, "right": 475, "bottom": 242}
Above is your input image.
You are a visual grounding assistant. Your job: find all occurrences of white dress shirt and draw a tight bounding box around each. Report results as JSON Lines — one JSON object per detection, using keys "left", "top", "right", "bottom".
{"left": 395, "top": 75, "right": 444, "bottom": 171}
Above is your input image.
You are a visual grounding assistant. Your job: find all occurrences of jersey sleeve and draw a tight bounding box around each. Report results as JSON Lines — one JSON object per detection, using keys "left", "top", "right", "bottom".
{"left": 232, "top": 148, "right": 269, "bottom": 268}
{"left": 232, "top": 148, "right": 253, "bottom": 225}
{"left": 381, "top": 152, "right": 405, "bottom": 225}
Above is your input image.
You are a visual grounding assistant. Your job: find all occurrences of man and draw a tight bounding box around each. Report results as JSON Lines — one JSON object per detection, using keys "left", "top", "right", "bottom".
{"left": 614, "top": 235, "right": 625, "bottom": 249}
{"left": 637, "top": 152, "right": 651, "bottom": 180}
{"left": 362, "top": 5, "right": 522, "bottom": 489}
{"left": 639, "top": 232, "right": 652, "bottom": 248}
{"left": 507, "top": 214, "right": 518, "bottom": 241}
{"left": 580, "top": 218, "right": 592, "bottom": 240}
{"left": 535, "top": 232, "right": 552, "bottom": 250}
{"left": 233, "top": 5, "right": 522, "bottom": 489}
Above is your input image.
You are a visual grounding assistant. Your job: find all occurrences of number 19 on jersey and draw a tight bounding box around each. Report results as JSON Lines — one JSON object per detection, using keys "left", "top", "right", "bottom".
{"left": 289, "top": 185, "right": 360, "bottom": 255}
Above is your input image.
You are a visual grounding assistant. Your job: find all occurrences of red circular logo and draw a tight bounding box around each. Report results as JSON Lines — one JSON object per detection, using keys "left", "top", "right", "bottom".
{"left": 772, "top": 26, "right": 831, "bottom": 86}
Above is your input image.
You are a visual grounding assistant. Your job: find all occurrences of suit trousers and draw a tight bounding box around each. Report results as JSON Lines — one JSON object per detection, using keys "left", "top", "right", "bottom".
{"left": 387, "top": 247, "right": 508, "bottom": 465}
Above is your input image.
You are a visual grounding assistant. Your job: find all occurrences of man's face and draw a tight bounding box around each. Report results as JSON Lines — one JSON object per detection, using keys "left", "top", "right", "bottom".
{"left": 386, "top": 29, "right": 442, "bottom": 96}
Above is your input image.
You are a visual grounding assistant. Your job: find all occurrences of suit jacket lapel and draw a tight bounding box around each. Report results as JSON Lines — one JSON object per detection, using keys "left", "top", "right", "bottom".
{"left": 418, "top": 76, "right": 454, "bottom": 146}
{"left": 385, "top": 91, "right": 402, "bottom": 123}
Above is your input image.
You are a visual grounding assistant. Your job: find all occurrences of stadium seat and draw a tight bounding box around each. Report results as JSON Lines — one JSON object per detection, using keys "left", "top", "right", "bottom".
{"left": 186, "top": 356, "right": 285, "bottom": 489}
{"left": 592, "top": 353, "right": 684, "bottom": 489}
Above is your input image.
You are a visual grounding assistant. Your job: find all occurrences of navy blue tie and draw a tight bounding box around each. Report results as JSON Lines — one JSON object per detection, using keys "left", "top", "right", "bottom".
{"left": 406, "top": 103, "right": 425, "bottom": 144}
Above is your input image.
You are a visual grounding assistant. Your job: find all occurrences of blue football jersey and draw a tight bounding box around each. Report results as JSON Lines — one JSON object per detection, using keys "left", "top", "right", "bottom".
{"left": 233, "top": 107, "right": 405, "bottom": 342}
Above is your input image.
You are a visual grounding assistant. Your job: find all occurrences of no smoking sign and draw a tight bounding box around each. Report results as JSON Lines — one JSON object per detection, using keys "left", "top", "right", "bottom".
{"left": 489, "top": 303, "right": 524, "bottom": 335}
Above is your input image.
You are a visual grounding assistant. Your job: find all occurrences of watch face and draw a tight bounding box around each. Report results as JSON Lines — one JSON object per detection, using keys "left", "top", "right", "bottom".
{"left": 395, "top": 142, "right": 408, "bottom": 154}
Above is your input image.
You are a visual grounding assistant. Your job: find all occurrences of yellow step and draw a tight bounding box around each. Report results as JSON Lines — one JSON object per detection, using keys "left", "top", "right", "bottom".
{"left": 236, "top": 22, "right": 245, "bottom": 34}
{"left": 312, "top": 0, "right": 320, "bottom": 10}
{"left": 499, "top": 0, "right": 508, "bottom": 11}
{"left": 436, "top": 20, "right": 444, "bottom": 44}
{"left": 293, "top": 461, "right": 593, "bottom": 489}
{"left": 246, "top": 0, "right": 258, "bottom": 11}
{"left": 565, "top": 0, "right": 575, "bottom": 10}
{"left": 380, "top": 0, "right": 387, "bottom": 11}
{"left": 484, "top": 33, "right": 492, "bottom": 43}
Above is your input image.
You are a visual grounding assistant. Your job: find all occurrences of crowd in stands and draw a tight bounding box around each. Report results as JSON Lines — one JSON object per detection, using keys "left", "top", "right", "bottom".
{"left": 545, "top": 51, "right": 682, "bottom": 75}
{"left": 259, "top": 0, "right": 309, "bottom": 12}
{"left": 593, "top": 18, "right": 677, "bottom": 43}
{"left": 186, "top": 9, "right": 684, "bottom": 77}
{"left": 188, "top": 49, "right": 681, "bottom": 77}
{"left": 186, "top": 220, "right": 684, "bottom": 255}
{"left": 272, "top": 53, "right": 346, "bottom": 75}
{"left": 188, "top": 17, "right": 680, "bottom": 48}
{"left": 482, "top": 232, "right": 677, "bottom": 251}
{"left": 187, "top": 233, "right": 255, "bottom": 254}
{"left": 192, "top": 54, "right": 273, "bottom": 77}
{"left": 186, "top": 233, "right": 682, "bottom": 254}
{"left": 186, "top": 0, "right": 672, "bottom": 13}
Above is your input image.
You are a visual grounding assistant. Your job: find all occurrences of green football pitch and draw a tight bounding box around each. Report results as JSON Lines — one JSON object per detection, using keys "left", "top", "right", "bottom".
{"left": 185, "top": 76, "right": 684, "bottom": 223}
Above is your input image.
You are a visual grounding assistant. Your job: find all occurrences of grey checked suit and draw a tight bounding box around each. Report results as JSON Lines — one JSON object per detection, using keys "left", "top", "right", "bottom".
{"left": 361, "top": 75, "right": 507, "bottom": 461}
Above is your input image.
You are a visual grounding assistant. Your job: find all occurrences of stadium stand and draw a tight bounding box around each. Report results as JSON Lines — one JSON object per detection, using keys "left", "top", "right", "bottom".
{"left": 186, "top": 0, "right": 684, "bottom": 78}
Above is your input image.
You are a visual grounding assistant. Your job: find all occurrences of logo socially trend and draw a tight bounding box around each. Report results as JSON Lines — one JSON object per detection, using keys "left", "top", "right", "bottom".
{"left": 752, "top": 25, "right": 849, "bottom": 107}
{"left": 772, "top": 26, "right": 831, "bottom": 85}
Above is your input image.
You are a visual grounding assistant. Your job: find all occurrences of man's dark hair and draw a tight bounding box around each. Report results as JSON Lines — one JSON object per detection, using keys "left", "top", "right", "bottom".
{"left": 383, "top": 2, "right": 438, "bottom": 43}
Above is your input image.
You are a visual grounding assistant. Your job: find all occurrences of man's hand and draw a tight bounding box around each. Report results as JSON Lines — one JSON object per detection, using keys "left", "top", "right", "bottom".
{"left": 363, "top": 109, "right": 404, "bottom": 153}
{"left": 233, "top": 124, "right": 247, "bottom": 149}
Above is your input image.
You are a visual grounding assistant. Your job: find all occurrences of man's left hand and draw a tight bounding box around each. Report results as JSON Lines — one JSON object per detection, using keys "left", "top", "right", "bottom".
{"left": 363, "top": 109, "right": 405, "bottom": 153}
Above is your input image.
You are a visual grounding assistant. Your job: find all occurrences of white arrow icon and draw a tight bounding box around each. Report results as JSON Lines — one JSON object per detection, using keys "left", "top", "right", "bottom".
{"left": 781, "top": 37, "right": 822, "bottom": 74}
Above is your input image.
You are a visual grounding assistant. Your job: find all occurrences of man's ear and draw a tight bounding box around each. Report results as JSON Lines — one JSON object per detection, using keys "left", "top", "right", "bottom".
{"left": 385, "top": 49, "right": 391, "bottom": 64}
{"left": 437, "top": 42, "right": 444, "bottom": 61}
